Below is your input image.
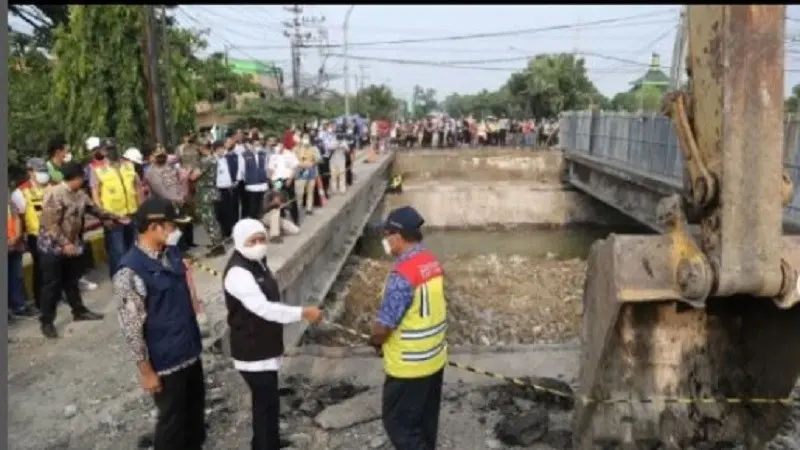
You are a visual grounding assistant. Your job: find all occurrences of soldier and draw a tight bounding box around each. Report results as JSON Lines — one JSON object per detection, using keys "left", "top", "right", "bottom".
{"left": 190, "top": 141, "right": 226, "bottom": 258}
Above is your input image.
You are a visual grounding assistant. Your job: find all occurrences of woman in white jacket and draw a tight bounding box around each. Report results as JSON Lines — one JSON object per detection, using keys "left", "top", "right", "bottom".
{"left": 223, "top": 219, "right": 323, "bottom": 449}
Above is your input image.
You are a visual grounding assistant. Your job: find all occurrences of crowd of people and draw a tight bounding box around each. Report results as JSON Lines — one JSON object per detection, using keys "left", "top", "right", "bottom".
{"left": 387, "top": 115, "right": 559, "bottom": 149}
{"left": 7, "top": 113, "right": 558, "bottom": 449}
{"left": 7, "top": 120, "right": 365, "bottom": 338}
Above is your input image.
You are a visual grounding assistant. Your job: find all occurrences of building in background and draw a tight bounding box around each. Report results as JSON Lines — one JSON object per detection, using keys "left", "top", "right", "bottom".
{"left": 228, "top": 59, "right": 284, "bottom": 98}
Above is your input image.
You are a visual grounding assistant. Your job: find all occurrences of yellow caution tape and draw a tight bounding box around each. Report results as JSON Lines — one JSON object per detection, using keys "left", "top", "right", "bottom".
{"left": 184, "top": 219, "right": 800, "bottom": 407}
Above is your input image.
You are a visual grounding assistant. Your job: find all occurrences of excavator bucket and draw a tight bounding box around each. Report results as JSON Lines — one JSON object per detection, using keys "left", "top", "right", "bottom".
{"left": 573, "top": 235, "right": 800, "bottom": 448}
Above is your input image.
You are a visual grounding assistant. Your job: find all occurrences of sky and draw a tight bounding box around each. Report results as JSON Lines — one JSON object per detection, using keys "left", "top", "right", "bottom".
{"left": 9, "top": 5, "right": 800, "bottom": 102}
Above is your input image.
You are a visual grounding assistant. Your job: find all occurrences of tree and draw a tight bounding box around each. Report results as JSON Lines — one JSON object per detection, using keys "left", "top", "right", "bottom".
{"left": 8, "top": 31, "right": 59, "bottom": 183}
{"left": 610, "top": 92, "right": 637, "bottom": 112}
{"left": 50, "top": 6, "right": 255, "bottom": 153}
{"left": 785, "top": 84, "right": 800, "bottom": 115}
{"left": 411, "top": 85, "right": 439, "bottom": 118}
{"left": 505, "top": 53, "right": 605, "bottom": 119}
{"left": 355, "top": 84, "right": 400, "bottom": 119}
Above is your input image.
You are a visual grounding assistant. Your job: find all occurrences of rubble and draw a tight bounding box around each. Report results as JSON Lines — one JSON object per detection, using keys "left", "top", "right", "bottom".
{"left": 303, "top": 254, "right": 587, "bottom": 348}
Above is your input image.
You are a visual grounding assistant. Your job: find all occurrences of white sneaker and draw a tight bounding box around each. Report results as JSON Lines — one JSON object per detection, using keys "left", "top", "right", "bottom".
{"left": 79, "top": 277, "right": 98, "bottom": 291}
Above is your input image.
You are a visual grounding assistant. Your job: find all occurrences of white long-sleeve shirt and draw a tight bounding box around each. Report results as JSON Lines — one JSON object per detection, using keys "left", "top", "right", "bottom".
{"left": 223, "top": 265, "right": 303, "bottom": 372}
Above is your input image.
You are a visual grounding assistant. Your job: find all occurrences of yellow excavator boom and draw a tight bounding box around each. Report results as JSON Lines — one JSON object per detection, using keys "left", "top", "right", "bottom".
{"left": 574, "top": 5, "right": 800, "bottom": 448}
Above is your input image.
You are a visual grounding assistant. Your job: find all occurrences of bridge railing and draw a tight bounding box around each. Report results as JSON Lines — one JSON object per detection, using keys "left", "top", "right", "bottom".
{"left": 559, "top": 111, "right": 800, "bottom": 224}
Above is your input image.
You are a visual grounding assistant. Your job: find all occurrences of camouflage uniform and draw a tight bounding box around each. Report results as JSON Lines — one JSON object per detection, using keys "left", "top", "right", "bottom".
{"left": 195, "top": 154, "right": 223, "bottom": 246}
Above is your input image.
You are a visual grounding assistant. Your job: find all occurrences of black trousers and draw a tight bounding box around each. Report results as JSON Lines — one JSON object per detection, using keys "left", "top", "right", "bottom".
{"left": 26, "top": 235, "right": 42, "bottom": 308}
{"left": 382, "top": 369, "right": 444, "bottom": 450}
{"left": 215, "top": 187, "right": 237, "bottom": 237}
{"left": 345, "top": 151, "right": 354, "bottom": 186}
{"left": 39, "top": 252, "right": 89, "bottom": 325}
{"left": 153, "top": 360, "right": 206, "bottom": 450}
{"left": 278, "top": 179, "right": 300, "bottom": 225}
{"left": 235, "top": 182, "right": 246, "bottom": 221}
{"left": 240, "top": 370, "right": 281, "bottom": 450}
{"left": 318, "top": 157, "right": 331, "bottom": 198}
{"left": 243, "top": 190, "right": 265, "bottom": 219}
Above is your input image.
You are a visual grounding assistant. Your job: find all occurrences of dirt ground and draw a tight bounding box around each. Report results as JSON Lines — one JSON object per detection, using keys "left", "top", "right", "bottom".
{"left": 304, "top": 254, "right": 586, "bottom": 347}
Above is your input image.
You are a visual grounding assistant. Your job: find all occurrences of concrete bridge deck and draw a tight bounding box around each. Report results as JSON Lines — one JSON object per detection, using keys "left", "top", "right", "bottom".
{"left": 559, "top": 110, "right": 800, "bottom": 233}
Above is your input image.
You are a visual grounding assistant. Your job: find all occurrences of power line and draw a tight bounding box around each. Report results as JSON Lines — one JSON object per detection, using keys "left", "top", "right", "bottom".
{"left": 190, "top": 6, "right": 284, "bottom": 34}
{"left": 234, "top": 12, "right": 677, "bottom": 50}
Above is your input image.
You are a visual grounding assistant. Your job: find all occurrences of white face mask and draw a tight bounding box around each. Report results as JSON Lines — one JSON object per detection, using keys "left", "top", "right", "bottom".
{"left": 165, "top": 229, "right": 183, "bottom": 246}
{"left": 35, "top": 172, "right": 50, "bottom": 184}
{"left": 240, "top": 244, "right": 268, "bottom": 261}
{"left": 63, "top": 152, "right": 73, "bottom": 163}
{"left": 381, "top": 238, "right": 393, "bottom": 256}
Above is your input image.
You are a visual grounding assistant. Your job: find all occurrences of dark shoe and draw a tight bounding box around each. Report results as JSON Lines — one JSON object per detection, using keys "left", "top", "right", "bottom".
{"left": 12, "top": 305, "right": 39, "bottom": 319}
{"left": 41, "top": 323, "right": 58, "bottom": 339}
{"left": 279, "top": 439, "right": 293, "bottom": 448}
{"left": 8, "top": 313, "right": 17, "bottom": 325}
{"left": 73, "top": 310, "right": 104, "bottom": 321}
{"left": 305, "top": 210, "right": 314, "bottom": 216}
{"left": 270, "top": 236, "right": 283, "bottom": 244}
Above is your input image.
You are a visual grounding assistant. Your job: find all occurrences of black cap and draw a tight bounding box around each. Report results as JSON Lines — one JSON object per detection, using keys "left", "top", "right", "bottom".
{"left": 380, "top": 206, "right": 425, "bottom": 233}
{"left": 135, "top": 198, "right": 192, "bottom": 226}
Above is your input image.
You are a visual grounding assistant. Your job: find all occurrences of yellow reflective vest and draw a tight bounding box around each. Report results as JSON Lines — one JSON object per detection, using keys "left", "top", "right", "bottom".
{"left": 95, "top": 162, "right": 138, "bottom": 215}
{"left": 19, "top": 181, "right": 45, "bottom": 236}
{"left": 382, "top": 249, "right": 448, "bottom": 378}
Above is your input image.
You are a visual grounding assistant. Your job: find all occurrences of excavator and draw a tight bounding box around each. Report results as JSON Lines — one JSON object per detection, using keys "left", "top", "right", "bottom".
{"left": 574, "top": 5, "right": 800, "bottom": 449}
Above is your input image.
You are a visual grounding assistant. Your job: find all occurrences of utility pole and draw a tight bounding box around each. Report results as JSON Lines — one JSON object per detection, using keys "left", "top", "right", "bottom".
{"left": 670, "top": 6, "right": 688, "bottom": 91}
{"left": 223, "top": 44, "right": 232, "bottom": 109}
{"left": 143, "top": 5, "right": 167, "bottom": 150}
{"left": 343, "top": 5, "right": 356, "bottom": 117}
{"left": 282, "top": 5, "right": 324, "bottom": 97}
{"left": 160, "top": 5, "right": 174, "bottom": 147}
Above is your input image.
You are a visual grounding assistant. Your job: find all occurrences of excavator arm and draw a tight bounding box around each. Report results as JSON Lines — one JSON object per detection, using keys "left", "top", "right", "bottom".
{"left": 574, "top": 5, "right": 800, "bottom": 448}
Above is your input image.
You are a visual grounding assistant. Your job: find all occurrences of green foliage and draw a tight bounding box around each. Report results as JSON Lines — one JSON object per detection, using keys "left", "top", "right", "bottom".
{"left": 8, "top": 32, "right": 59, "bottom": 183}
{"left": 355, "top": 84, "right": 401, "bottom": 119}
{"left": 52, "top": 6, "right": 151, "bottom": 154}
{"left": 785, "top": 84, "right": 800, "bottom": 115}
{"left": 8, "top": 5, "right": 260, "bottom": 182}
{"left": 441, "top": 53, "right": 608, "bottom": 120}
{"left": 411, "top": 85, "right": 439, "bottom": 118}
{"left": 633, "top": 84, "right": 664, "bottom": 112}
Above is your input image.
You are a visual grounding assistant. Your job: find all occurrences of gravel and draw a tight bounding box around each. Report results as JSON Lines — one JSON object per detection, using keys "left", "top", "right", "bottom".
{"left": 303, "top": 254, "right": 586, "bottom": 347}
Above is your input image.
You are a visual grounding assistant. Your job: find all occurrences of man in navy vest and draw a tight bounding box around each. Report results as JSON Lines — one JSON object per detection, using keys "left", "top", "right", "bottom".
{"left": 241, "top": 144, "right": 270, "bottom": 220}
{"left": 114, "top": 197, "right": 206, "bottom": 450}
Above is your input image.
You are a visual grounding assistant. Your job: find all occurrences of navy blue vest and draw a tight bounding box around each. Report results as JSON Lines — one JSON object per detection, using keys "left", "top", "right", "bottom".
{"left": 119, "top": 245, "right": 202, "bottom": 373}
{"left": 224, "top": 152, "right": 239, "bottom": 183}
{"left": 243, "top": 151, "right": 268, "bottom": 185}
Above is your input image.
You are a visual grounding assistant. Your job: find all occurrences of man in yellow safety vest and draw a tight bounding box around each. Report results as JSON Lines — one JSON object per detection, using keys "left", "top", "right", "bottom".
{"left": 88, "top": 137, "right": 141, "bottom": 277}
{"left": 10, "top": 157, "right": 53, "bottom": 310}
{"left": 370, "top": 206, "right": 447, "bottom": 450}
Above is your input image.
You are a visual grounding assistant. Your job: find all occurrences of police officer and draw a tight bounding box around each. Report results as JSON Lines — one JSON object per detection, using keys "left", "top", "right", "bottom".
{"left": 113, "top": 197, "right": 205, "bottom": 450}
{"left": 370, "top": 206, "right": 447, "bottom": 450}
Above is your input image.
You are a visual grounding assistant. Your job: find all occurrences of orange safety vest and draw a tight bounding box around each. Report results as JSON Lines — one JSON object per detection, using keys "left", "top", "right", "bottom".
{"left": 7, "top": 203, "right": 21, "bottom": 242}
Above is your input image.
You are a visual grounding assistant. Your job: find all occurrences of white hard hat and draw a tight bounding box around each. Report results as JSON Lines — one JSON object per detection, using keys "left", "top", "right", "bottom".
{"left": 85, "top": 136, "right": 102, "bottom": 151}
{"left": 123, "top": 147, "right": 144, "bottom": 165}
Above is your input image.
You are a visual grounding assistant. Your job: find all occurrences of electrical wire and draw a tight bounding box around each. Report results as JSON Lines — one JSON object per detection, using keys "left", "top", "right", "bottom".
{"left": 234, "top": 11, "right": 677, "bottom": 50}
{"left": 190, "top": 5, "right": 285, "bottom": 35}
